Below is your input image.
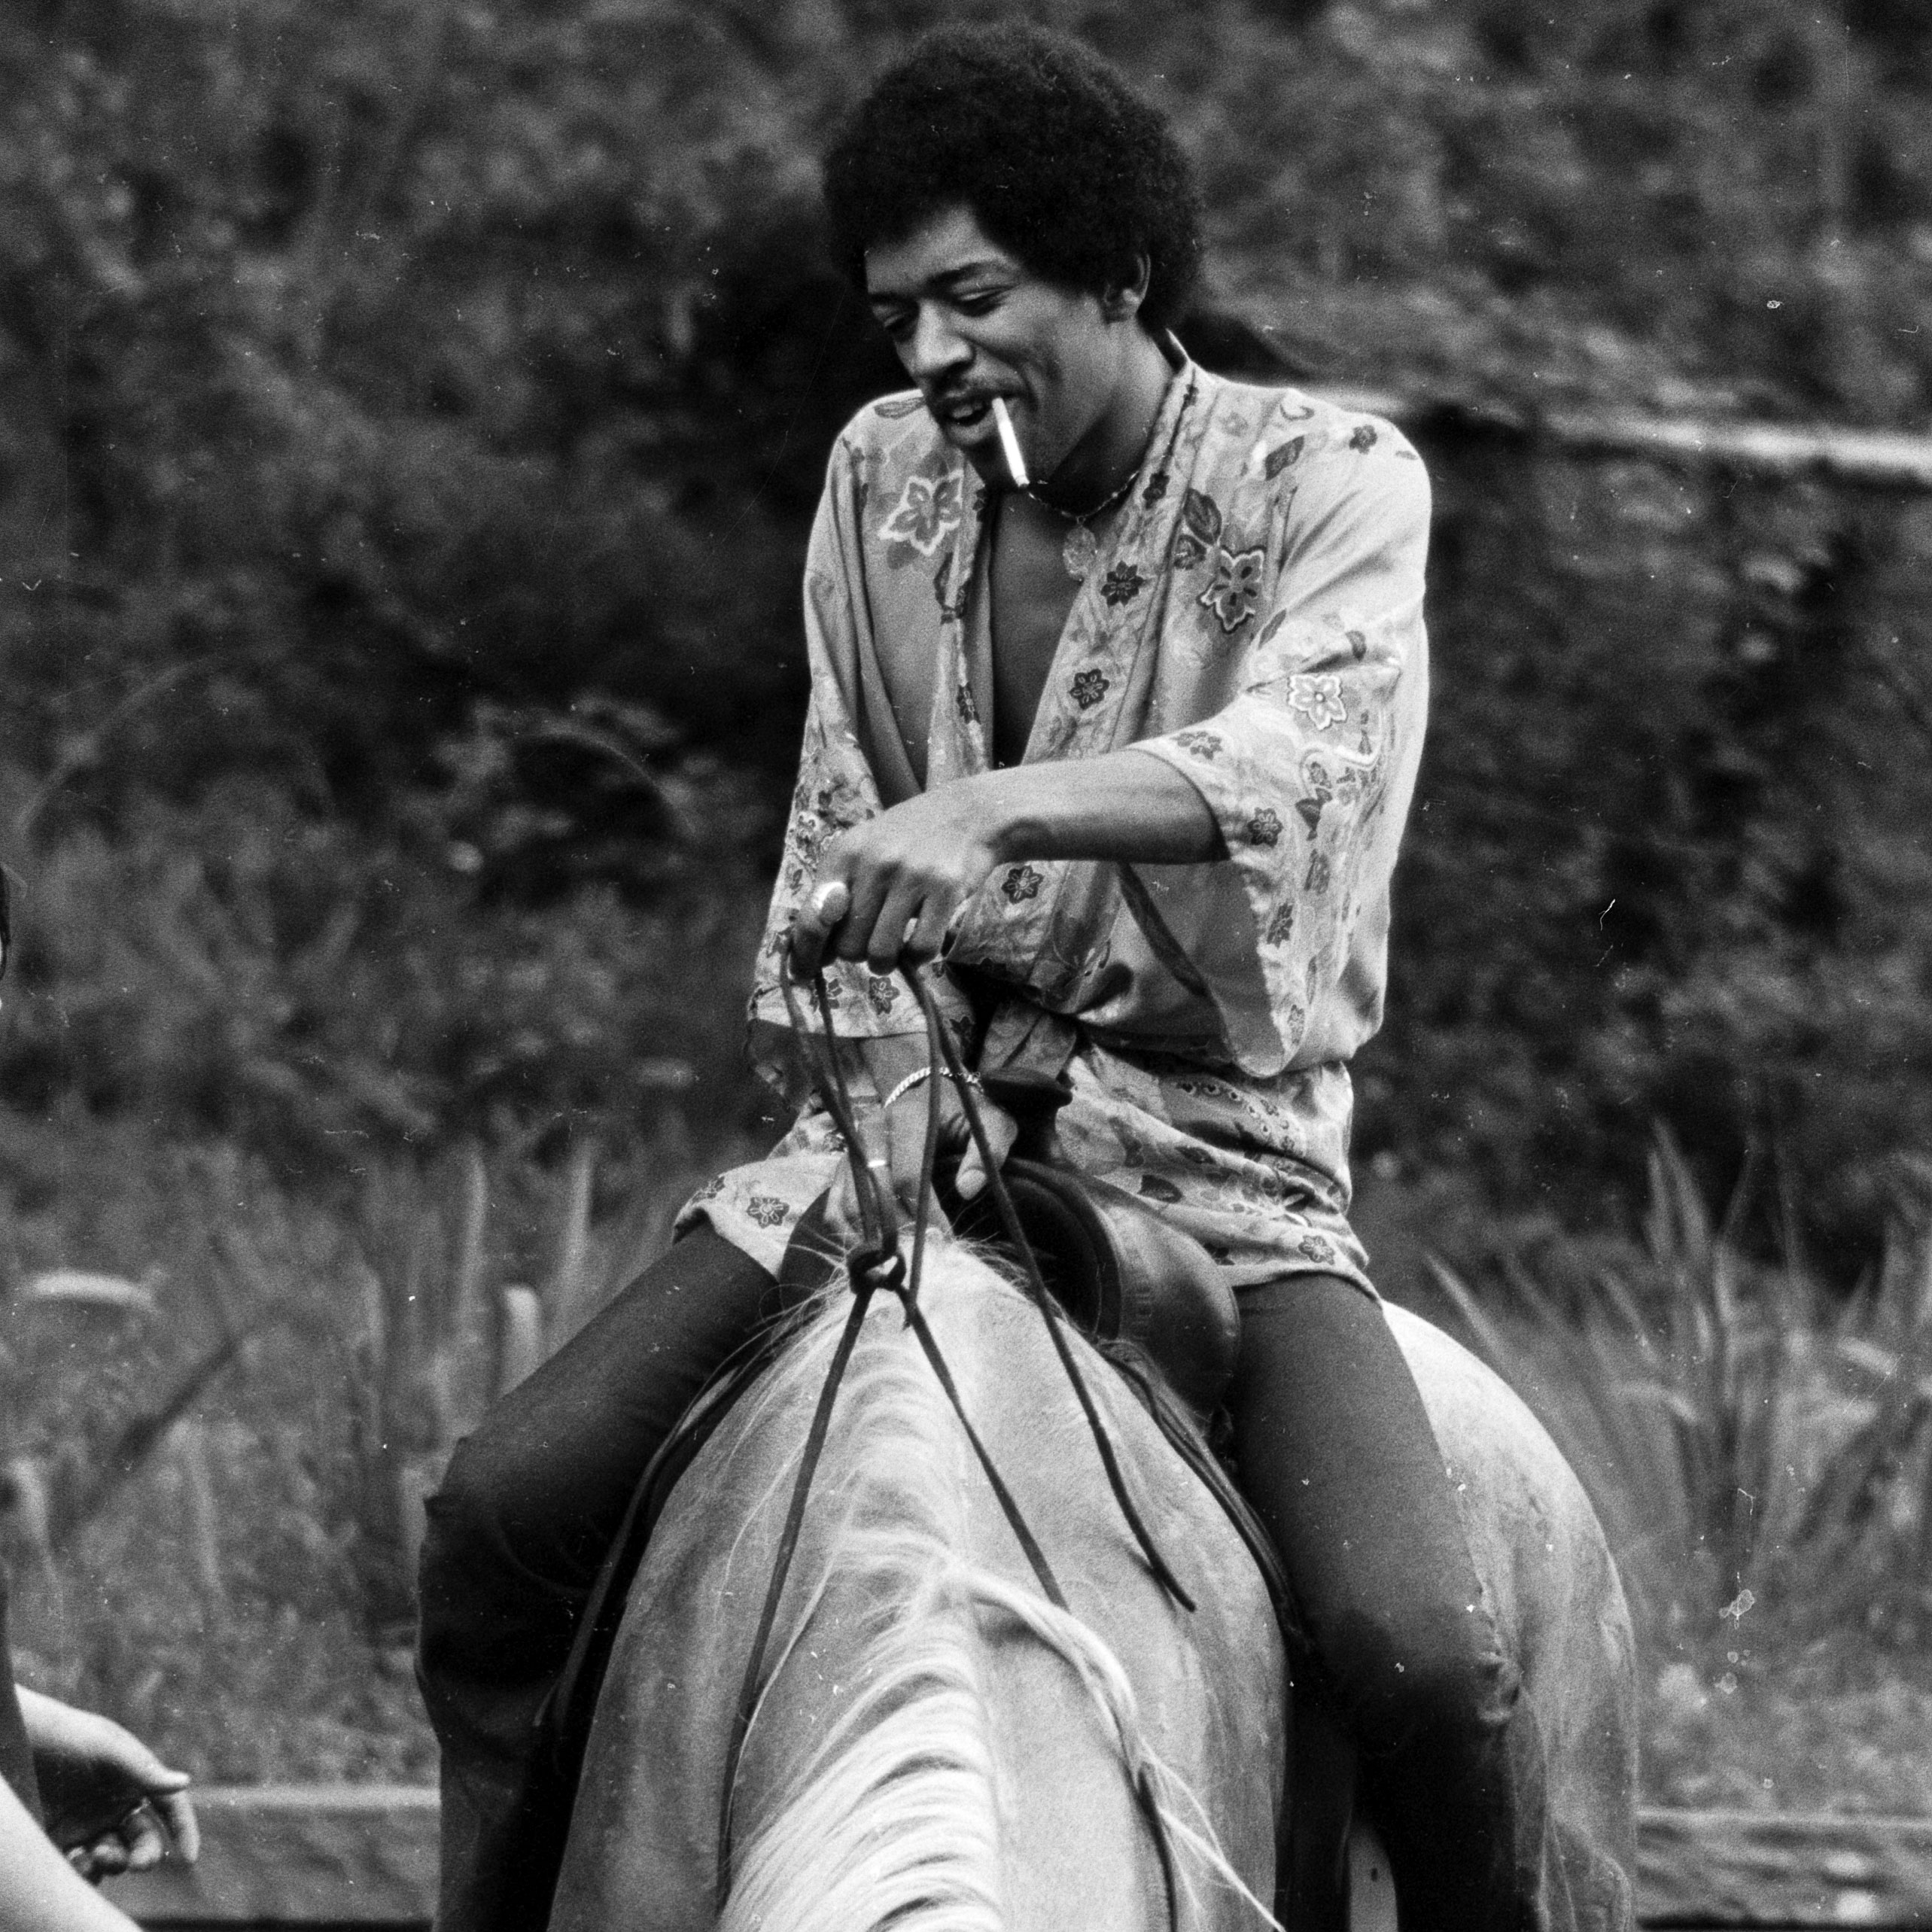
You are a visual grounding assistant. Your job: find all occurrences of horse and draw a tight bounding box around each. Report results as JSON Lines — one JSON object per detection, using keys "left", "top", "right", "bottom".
{"left": 545, "top": 1234, "right": 1638, "bottom": 1931}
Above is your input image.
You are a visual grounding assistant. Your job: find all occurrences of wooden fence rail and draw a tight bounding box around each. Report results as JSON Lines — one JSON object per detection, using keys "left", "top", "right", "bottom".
{"left": 1306, "top": 385, "right": 1932, "bottom": 492}
{"left": 105, "top": 1787, "right": 1932, "bottom": 1928}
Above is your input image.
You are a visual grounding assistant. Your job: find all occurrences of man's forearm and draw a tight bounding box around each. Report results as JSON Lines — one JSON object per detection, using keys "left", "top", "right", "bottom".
{"left": 793, "top": 747, "right": 1225, "bottom": 973}
{"left": 973, "top": 748, "right": 1223, "bottom": 867}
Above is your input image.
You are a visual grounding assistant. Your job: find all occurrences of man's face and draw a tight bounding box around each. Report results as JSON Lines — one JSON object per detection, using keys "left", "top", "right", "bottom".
{"left": 865, "top": 205, "right": 1128, "bottom": 488}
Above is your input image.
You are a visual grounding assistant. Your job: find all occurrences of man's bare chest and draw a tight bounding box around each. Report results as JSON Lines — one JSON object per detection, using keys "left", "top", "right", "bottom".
{"left": 987, "top": 492, "right": 1086, "bottom": 768}
{"left": 869, "top": 491, "right": 1127, "bottom": 784}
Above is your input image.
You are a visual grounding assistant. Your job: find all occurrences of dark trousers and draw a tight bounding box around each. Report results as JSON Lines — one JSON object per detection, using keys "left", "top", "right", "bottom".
{"left": 1235, "top": 1279, "right": 1547, "bottom": 1930}
{"left": 417, "top": 1233, "right": 1544, "bottom": 1932}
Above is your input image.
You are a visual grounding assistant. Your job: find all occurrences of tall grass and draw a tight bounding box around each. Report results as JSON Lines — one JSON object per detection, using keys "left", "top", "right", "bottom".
{"left": 342, "top": 1133, "right": 710, "bottom": 1635}
{"left": 13, "top": 1102, "right": 1932, "bottom": 1794}
{"left": 1432, "top": 1133, "right": 1932, "bottom": 1650}
{"left": 0, "top": 1112, "right": 739, "bottom": 1775}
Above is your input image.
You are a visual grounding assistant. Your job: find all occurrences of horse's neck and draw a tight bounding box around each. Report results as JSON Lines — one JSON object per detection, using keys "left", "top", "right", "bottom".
{"left": 721, "top": 1252, "right": 1279, "bottom": 1930}
{"left": 558, "top": 1244, "right": 1285, "bottom": 1932}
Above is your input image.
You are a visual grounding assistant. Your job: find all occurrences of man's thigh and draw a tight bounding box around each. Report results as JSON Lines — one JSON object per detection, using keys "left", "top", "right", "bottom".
{"left": 434, "top": 1230, "right": 779, "bottom": 1592}
{"left": 1228, "top": 1273, "right": 1492, "bottom": 1719}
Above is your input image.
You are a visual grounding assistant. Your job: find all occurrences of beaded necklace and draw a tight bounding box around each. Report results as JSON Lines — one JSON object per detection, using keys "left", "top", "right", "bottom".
{"left": 1024, "top": 468, "right": 1140, "bottom": 580}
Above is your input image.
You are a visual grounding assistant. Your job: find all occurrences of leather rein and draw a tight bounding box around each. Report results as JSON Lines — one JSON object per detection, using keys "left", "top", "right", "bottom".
{"left": 714, "top": 963, "right": 1194, "bottom": 1924}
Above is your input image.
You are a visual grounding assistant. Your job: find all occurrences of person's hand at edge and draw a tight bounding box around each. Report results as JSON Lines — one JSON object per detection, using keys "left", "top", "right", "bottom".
{"left": 0, "top": 1770, "right": 140, "bottom": 1932}
{"left": 17, "top": 1690, "right": 198, "bottom": 1880}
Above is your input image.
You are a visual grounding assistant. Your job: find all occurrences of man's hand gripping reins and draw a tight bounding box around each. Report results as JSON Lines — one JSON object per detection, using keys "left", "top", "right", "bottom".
{"left": 788, "top": 871, "right": 1018, "bottom": 1219}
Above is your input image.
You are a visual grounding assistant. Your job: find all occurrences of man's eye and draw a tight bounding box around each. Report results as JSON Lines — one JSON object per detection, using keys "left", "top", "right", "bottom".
{"left": 956, "top": 292, "right": 1003, "bottom": 315}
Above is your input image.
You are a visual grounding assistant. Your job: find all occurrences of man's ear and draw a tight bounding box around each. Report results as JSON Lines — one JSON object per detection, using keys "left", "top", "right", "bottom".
{"left": 1102, "top": 251, "right": 1153, "bottom": 322}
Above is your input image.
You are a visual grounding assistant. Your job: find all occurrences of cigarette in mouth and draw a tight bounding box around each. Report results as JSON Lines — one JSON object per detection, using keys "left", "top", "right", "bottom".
{"left": 991, "top": 397, "right": 1030, "bottom": 489}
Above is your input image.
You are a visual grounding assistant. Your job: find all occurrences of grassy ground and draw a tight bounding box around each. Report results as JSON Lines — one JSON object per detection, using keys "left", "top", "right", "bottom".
{"left": 3, "top": 1112, "right": 1929, "bottom": 1813}
{"left": 1644, "top": 1635, "right": 1932, "bottom": 1815}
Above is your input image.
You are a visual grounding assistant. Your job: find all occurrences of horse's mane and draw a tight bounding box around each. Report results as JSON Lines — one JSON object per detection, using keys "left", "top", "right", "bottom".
{"left": 717, "top": 1241, "right": 1273, "bottom": 1932}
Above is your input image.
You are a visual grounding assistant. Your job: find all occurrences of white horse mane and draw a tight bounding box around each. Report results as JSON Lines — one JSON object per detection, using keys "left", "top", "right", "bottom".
{"left": 717, "top": 1242, "right": 1276, "bottom": 1932}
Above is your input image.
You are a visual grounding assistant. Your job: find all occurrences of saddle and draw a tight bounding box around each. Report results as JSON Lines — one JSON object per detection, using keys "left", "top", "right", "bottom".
{"left": 966, "top": 1064, "right": 1241, "bottom": 1416}
{"left": 951, "top": 1158, "right": 1240, "bottom": 1418}
{"left": 779, "top": 1063, "right": 1241, "bottom": 1419}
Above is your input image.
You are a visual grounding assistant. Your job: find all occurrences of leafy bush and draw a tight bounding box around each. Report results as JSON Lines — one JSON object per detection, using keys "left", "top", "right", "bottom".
{"left": 1, "top": 756, "right": 772, "bottom": 1174}
{"left": 1359, "top": 452, "right": 1932, "bottom": 1263}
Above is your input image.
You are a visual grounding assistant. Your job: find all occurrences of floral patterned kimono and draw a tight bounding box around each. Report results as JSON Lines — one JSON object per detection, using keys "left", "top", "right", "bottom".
{"left": 680, "top": 351, "right": 1431, "bottom": 1298}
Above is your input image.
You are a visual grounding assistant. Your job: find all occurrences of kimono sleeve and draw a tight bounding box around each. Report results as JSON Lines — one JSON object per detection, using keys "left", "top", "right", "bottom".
{"left": 1133, "top": 421, "right": 1431, "bottom": 1073}
{"left": 744, "top": 435, "right": 975, "bottom": 1107}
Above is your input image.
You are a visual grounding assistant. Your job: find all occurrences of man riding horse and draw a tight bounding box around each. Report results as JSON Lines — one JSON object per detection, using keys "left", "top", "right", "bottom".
{"left": 418, "top": 24, "right": 1558, "bottom": 1929}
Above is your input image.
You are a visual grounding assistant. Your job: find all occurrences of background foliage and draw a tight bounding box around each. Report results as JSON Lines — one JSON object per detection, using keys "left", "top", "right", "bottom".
{"left": 2, "top": 0, "right": 1931, "bottom": 1794}
{"left": 5, "top": 0, "right": 1930, "bottom": 1258}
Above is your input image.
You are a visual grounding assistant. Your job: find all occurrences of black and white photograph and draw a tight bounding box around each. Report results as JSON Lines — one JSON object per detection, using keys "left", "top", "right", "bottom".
{"left": 2, "top": 2, "right": 1930, "bottom": 1927}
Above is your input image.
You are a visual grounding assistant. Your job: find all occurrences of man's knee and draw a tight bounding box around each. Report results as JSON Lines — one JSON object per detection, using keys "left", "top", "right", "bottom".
{"left": 1318, "top": 1597, "right": 1520, "bottom": 1765}
{"left": 426, "top": 1418, "right": 522, "bottom": 1551}
{"left": 417, "top": 1432, "right": 570, "bottom": 1654}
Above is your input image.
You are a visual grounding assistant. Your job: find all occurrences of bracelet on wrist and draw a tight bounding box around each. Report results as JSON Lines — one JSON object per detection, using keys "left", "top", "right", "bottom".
{"left": 880, "top": 1065, "right": 984, "bottom": 1109}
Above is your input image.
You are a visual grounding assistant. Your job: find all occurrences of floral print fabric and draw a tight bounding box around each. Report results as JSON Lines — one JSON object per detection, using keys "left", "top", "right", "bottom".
{"left": 680, "top": 354, "right": 1431, "bottom": 1295}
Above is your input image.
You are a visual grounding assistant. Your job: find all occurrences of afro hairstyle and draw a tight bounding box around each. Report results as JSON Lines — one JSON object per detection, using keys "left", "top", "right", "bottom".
{"left": 821, "top": 23, "right": 1205, "bottom": 336}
